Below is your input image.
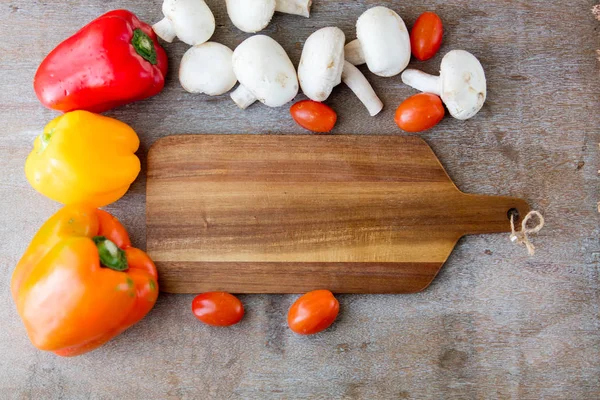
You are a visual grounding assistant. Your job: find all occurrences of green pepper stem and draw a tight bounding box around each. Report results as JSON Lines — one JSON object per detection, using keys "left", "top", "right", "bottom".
{"left": 38, "top": 128, "right": 54, "bottom": 153}
{"left": 93, "top": 236, "right": 128, "bottom": 271}
{"left": 131, "top": 29, "right": 158, "bottom": 65}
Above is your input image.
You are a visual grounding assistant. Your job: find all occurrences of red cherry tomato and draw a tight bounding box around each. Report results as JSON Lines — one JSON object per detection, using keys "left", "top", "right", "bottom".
{"left": 287, "top": 290, "right": 339, "bottom": 335}
{"left": 410, "top": 12, "right": 443, "bottom": 61}
{"left": 394, "top": 93, "right": 445, "bottom": 132}
{"left": 192, "top": 292, "right": 244, "bottom": 326}
{"left": 290, "top": 100, "right": 337, "bottom": 133}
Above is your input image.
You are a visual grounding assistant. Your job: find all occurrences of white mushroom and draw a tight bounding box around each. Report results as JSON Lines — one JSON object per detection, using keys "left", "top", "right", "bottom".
{"left": 230, "top": 35, "right": 299, "bottom": 109}
{"left": 298, "top": 27, "right": 344, "bottom": 102}
{"left": 298, "top": 27, "right": 383, "bottom": 116}
{"left": 179, "top": 42, "right": 237, "bottom": 96}
{"left": 401, "top": 50, "right": 487, "bottom": 120}
{"left": 226, "top": 0, "right": 312, "bottom": 33}
{"left": 226, "top": 0, "right": 275, "bottom": 33}
{"left": 344, "top": 6, "right": 411, "bottom": 77}
{"left": 153, "top": 0, "right": 215, "bottom": 45}
{"left": 274, "top": 0, "right": 312, "bottom": 18}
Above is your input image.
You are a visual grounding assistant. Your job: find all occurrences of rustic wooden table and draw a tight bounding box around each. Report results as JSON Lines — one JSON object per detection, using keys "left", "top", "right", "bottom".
{"left": 1, "top": 0, "right": 599, "bottom": 398}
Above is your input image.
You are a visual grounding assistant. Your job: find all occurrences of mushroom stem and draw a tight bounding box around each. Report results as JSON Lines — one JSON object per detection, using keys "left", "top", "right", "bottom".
{"left": 152, "top": 17, "right": 177, "bottom": 43}
{"left": 344, "top": 40, "right": 365, "bottom": 65}
{"left": 274, "top": 0, "right": 312, "bottom": 17}
{"left": 230, "top": 85, "right": 257, "bottom": 109}
{"left": 401, "top": 69, "right": 441, "bottom": 96}
{"left": 341, "top": 61, "right": 383, "bottom": 116}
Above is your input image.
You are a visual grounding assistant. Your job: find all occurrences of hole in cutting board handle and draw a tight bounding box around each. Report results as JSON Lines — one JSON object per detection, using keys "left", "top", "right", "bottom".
{"left": 507, "top": 208, "right": 520, "bottom": 222}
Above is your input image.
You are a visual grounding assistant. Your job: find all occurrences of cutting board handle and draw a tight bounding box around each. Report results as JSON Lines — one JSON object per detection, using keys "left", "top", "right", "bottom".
{"left": 457, "top": 192, "right": 530, "bottom": 236}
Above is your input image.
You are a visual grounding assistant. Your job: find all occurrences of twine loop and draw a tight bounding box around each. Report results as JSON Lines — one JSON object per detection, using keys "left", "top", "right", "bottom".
{"left": 509, "top": 211, "right": 544, "bottom": 256}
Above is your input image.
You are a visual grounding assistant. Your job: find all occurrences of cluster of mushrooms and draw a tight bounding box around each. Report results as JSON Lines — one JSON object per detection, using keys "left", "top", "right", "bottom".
{"left": 153, "top": 0, "right": 487, "bottom": 121}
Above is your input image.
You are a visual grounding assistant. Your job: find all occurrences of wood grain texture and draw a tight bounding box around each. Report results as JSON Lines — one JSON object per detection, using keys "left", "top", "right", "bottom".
{"left": 147, "top": 135, "right": 529, "bottom": 293}
{"left": 0, "top": 0, "right": 599, "bottom": 399}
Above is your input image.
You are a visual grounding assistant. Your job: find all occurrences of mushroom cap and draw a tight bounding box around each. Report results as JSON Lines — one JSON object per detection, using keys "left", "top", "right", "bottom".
{"left": 356, "top": 6, "right": 410, "bottom": 77}
{"left": 439, "top": 50, "right": 487, "bottom": 120}
{"left": 179, "top": 42, "right": 237, "bottom": 96}
{"left": 226, "top": 0, "right": 275, "bottom": 33}
{"left": 162, "top": 0, "right": 215, "bottom": 45}
{"left": 298, "top": 27, "right": 345, "bottom": 102}
{"left": 232, "top": 35, "right": 299, "bottom": 108}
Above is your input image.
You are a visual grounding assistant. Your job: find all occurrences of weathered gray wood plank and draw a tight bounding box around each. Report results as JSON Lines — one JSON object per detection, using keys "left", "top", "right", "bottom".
{"left": 0, "top": 0, "right": 598, "bottom": 398}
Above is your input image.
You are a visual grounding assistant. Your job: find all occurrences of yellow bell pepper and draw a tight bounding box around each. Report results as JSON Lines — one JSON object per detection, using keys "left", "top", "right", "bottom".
{"left": 25, "top": 111, "right": 140, "bottom": 208}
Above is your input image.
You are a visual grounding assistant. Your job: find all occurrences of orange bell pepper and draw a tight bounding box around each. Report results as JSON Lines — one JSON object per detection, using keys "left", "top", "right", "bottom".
{"left": 11, "top": 205, "right": 158, "bottom": 357}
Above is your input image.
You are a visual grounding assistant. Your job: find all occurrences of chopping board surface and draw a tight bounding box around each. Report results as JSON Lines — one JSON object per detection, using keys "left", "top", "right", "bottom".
{"left": 146, "top": 135, "right": 529, "bottom": 293}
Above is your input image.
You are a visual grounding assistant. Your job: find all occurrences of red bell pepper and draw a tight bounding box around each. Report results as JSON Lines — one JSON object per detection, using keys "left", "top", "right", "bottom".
{"left": 34, "top": 10, "right": 168, "bottom": 113}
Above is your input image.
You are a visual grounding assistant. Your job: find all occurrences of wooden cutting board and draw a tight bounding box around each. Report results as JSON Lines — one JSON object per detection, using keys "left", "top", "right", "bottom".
{"left": 146, "top": 135, "right": 529, "bottom": 294}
